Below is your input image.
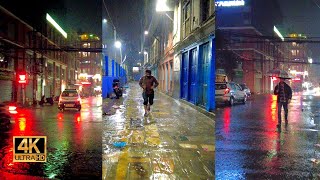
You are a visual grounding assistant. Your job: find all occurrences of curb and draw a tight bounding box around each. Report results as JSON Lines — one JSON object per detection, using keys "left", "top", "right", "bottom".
{"left": 156, "top": 91, "right": 215, "bottom": 119}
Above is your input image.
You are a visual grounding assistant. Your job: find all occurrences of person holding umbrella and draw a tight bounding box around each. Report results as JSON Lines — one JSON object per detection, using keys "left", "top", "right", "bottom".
{"left": 274, "top": 77, "right": 292, "bottom": 129}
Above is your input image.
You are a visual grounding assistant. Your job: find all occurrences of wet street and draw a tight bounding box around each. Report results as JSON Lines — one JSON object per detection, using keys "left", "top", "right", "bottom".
{"left": 102, "top": 83, "right": 214, "bottom": 179}
{"left": 0, "top": 96, "right": 103, "bottom": 179}
{"left": 215, "top": 93, "right": 320, "bottom": 179}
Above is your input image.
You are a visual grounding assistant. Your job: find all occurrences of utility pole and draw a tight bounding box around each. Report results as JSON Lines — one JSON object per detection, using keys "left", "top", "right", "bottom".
{"left": 32, "top": 28, "right": 37, "bottom": 105}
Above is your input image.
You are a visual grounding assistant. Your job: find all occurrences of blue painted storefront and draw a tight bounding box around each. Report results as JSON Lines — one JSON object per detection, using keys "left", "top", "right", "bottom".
{"left": 180, "top": 35, "right": 215, "bottom": 111}
{"left": 102, "top": 55, "right": 127, "bottom": 99}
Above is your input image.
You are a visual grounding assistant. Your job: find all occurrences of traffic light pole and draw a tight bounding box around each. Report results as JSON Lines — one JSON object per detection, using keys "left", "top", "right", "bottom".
{"left": 22, "top": 84, "right": 25, "bottom": 106}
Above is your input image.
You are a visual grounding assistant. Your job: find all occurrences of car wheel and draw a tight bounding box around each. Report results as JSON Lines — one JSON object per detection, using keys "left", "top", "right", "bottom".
{"left": 229, "top": 97, "right": 235, "bottom": 106}
{"left": 242, "top": 96, "right": 247, "bottom": 104}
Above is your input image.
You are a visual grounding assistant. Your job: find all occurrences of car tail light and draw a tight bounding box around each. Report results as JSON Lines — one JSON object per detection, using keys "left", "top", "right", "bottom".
{"left": 225, "top": 88, "right": 230, "bottom": 94}
{"left": 9, "top": 106, "right": 17, "bottom": 111}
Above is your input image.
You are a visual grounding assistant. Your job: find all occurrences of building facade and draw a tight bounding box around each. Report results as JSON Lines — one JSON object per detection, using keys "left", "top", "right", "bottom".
{"left": 216, "top": 0, "right": 289, "bottom": 94}
{"left": 0, "top": 5, "right": 79, "bottom": 104}
{"left": 142, "top": 0, "right": 215, "bottom": 112}
{"left": 173, "top": 0, "right": 215, "bottom": 111}
{"left": 76, "top": 33, "right": 102, "bottom": 96}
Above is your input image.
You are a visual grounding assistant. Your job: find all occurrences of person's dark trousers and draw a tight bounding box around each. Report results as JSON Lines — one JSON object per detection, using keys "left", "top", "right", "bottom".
{"left": 142, "top": 92, "right": 154, "bottom": 106}
{"left": 278, "top": 102, "right": 288, "bottom": 126}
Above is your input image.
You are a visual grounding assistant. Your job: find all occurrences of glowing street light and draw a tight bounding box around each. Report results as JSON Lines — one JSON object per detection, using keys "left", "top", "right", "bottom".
{"left": 144, "top": 31, "right": 149, "bottom": 35}
{"left": 115, "top": 41, "right": 121, "bottom": 48}
{"left": 46, "top": 13, "right": 67, "bottom": 38}
{"left": 103, "top": 19, "right": 107, "bottom": 23}
{"left": 156, "top": 0, "right": 170, "bottom": 12}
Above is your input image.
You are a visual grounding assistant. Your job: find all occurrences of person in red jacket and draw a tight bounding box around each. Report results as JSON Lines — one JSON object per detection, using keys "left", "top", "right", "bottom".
{"left": 139, "top": 70, "right": 159, "bottom": 116}
{"left": 274, "top": 77, "right": 292, "bottom": 129}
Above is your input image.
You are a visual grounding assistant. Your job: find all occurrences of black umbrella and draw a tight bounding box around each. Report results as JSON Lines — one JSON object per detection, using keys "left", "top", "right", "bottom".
{"left": 267, "top": 69, "right": 292, "bottom": 79}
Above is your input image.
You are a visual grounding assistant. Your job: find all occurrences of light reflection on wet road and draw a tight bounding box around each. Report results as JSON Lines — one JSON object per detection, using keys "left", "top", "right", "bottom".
{"left": 0, "top": 96, "right": 103, "bottom": 179}
{"left": 215, "top": 93, "right": 320, "bottom": 179}
{"left": 102, "top": 83, "right": 215, "bottom": 179}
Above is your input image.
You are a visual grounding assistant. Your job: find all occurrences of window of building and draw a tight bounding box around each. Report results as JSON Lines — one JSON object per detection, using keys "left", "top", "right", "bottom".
{"left": 8, "top": 23, "right": 16, "bottom": 40}
{"left": 182, "top": 1, "right": 191, "bottom": 38}
{"left": 291, "top": 50, "right": 299, "bottom": 56}
{"left": 201, "top": 0, "right": 211, "bottom": 23}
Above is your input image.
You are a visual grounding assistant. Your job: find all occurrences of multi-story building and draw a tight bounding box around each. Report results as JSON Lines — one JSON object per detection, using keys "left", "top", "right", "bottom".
{"left": 172, "top": 0, "right": 215, "bottom": 112}
{"left": 76, "top": 33, "right": 102, "bottom": 96}
{"left": 286, "top": 33, "right": 309, "bottom": 91}
{"left": 0, "top": 5, "right": 79, "bottom": 104}
{"left": 142, "top": 0, "right": 215, "bottom": 112}
{"left": 216, "top": 0, "right": 287, "bottom": 94}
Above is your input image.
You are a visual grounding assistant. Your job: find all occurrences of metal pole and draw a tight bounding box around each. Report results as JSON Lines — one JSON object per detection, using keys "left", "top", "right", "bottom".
{"left": 33, "top": 28, "right": 37, "bottom": 105}
{"left": 22, "top": 84, "right": 25, "bottom": 106}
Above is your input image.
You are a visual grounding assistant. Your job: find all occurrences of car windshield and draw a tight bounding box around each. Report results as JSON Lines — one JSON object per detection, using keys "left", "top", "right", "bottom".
{"left": 62, "top": 91, "right": 78, "bottom": 97}
{"left": 216, "top": 84, "right": 227, "bottom": 90}
{"left": 240, "top": 84, "right": 247, "bottom": 89}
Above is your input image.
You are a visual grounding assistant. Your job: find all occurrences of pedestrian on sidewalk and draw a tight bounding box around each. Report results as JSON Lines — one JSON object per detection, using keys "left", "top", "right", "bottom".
{"left": 139, "top": 69, "right": 159, "bottom": 116}
{"left": 274, "top": 77, "right": 292, "bottom": 128}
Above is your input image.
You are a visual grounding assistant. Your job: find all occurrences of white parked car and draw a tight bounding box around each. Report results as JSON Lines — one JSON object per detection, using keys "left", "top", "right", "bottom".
{"left": 215, "top": 82, "right": 247, "bottom": 106}
{"left": 58, "top": 89, "right": 82, "bottom": 111}
{"left": 240, "top": 83, "right": 251, "bottom": 97}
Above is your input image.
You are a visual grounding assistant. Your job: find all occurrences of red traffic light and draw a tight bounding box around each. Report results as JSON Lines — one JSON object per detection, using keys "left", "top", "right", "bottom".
{"left": 18, "top": 73, "right": 27, "bottom": 84}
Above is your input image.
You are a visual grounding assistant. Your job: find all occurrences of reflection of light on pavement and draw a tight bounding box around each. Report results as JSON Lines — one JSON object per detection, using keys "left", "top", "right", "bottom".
{"left": 48, "top": 174, "right": 57, "bottom": 179}
{"left": 271, "top": 97, "right": 277, "bottom": 121}
{"left": 96, "top": 97, "right": 102, "bottom": 106}
{"left": 223, "top": 108, "right": 231, "bottom": 135}
{"left": 18, "top": 117, "right": 26, "bottom": 131}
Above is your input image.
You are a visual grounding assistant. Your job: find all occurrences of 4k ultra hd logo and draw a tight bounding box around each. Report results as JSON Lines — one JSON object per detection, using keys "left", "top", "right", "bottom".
{"left": 13, "top": 136, "right": 47, "bottom": 162}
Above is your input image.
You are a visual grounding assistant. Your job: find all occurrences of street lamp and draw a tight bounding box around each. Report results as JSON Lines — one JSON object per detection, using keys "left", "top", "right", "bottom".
{"left": 115, "top": 41, "right": 121, "bottom": 48}
{"left": 115, "top": 41, "right": 124, "bottom": 69}
{"left": 103, "top": 19, "right": 107, "bottom": 23}
{"left": 144, "top": 31, "right": 149, "bottom": 35}
{"left": 156, "top": 0, "right": 173, "bottom": 21}
{"left": 156, "top": 0, "right": 171, "bottom": 12}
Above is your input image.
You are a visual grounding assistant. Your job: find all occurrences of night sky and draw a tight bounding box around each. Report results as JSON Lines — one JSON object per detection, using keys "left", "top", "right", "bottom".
{"left": 103, "top": 0, "right": 144, "bottom": 64}
{"left": 0, "top": 0, "right": 102, "bottom": 36}
{"left": 64, "top": 0, "right": 102, "bottom": 36}
{"left": 278, "top": 0, "right": 320, "bottom": 60}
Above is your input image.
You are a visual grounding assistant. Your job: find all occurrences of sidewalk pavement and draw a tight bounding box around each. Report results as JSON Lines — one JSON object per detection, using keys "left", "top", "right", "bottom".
{"left": 102, "top": 82, "right": 214, "bottom": 179}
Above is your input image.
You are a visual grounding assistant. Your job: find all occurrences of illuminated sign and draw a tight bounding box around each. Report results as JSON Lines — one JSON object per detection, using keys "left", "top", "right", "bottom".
{"left": 273, "top": 26, "right": 284, "bottom": 41}
{"left": 46, "top": 13, "right": 67, "bottom": 38}
{"left": 216, "top": 0, "right": 245, "bottom": 7}
{"left": 81, "top": 82, "right": 91, "bottom": 85}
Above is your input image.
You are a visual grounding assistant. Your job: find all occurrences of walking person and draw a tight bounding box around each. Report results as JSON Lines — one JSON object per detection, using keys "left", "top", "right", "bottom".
{"left": 274, "top": 77, "right": 292, "bottom": 129}
{"left": 139, "top": 69, "right": 159, "bottom": 116}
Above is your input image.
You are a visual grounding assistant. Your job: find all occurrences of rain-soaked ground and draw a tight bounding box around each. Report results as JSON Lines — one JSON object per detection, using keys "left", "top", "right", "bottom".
{"left": 0, "top": 96, "right": 103, "bottom": 179}
{"left": 215, "top": 92, "right": 320, "bottom": 179}
{"left": 102, "top": 82, "right": 214, "bottom": 179}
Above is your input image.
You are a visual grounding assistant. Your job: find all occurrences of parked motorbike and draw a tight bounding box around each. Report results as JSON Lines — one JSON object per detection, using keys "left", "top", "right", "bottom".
{"left": 39, "top": 95, "right": 54, "bottom": 106}
{"left": 0, "top": 103, "right": 11, "bottom": 131}
{"left": 112, "top": 79, "right": 123, "bottom": 99}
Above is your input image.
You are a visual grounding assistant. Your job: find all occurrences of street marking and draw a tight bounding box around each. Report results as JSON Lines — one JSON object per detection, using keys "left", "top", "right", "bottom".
{"left": 179, "top": 144, "right": 198, "bottom": 149}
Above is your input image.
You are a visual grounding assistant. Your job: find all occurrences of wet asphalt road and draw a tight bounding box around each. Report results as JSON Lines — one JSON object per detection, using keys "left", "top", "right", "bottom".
{"left": 0, "top": 96, "right": 103, "bottom": 179}
{"left": 215, "top": 92, "right": 320, "bottom": 179}
{"left": 102, "top": 83, "right": 215, "bottom": 179}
